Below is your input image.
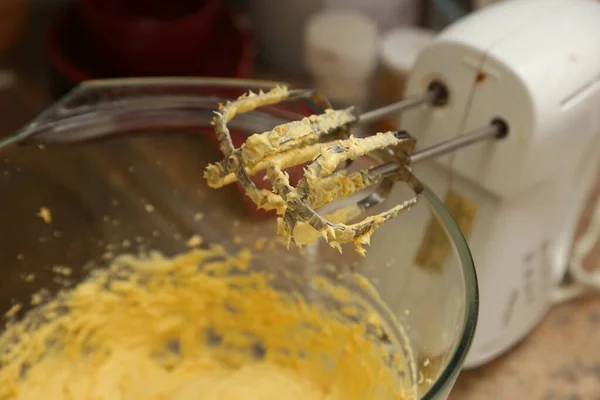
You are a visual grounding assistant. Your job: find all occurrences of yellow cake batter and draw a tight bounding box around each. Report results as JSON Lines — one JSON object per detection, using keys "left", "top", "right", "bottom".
{"left": 0, "top": 242, "right": 416, "bottom": 400}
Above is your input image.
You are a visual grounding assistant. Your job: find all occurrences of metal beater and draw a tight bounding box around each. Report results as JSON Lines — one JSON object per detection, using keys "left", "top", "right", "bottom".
{"left": 203, "top": 83, "right": 507, "bottom": 254}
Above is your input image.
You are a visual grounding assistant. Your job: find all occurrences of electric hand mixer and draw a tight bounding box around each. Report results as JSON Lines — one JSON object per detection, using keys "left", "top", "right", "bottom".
{"left": 204, "top": 0, "right": 600, "bottom": 367}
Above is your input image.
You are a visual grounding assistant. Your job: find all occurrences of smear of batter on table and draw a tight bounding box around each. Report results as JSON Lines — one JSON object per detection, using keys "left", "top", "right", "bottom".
{"left": 0, "top": 240, "right": 416, "bottom": 400}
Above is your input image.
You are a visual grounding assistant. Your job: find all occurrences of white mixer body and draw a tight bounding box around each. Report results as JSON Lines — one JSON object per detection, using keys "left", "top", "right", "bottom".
{"left": 400, "top": 0, "right": 600, "bottom": 368}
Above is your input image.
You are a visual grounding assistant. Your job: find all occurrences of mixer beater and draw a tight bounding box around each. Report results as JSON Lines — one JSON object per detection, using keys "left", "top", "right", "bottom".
{"left": 203, "top": 84, "right": 507, "bottom": 254}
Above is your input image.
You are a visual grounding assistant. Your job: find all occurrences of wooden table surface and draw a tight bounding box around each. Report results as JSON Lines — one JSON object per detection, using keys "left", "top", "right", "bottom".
{"left": 1, "top": 69, "right": 599, "bottom": 400}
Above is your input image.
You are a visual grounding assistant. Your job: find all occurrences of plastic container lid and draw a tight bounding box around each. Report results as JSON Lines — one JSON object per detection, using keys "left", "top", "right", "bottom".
{"left": 304, "top": 9, "right": 379, "bottom": 80}
{"left": 380, "top": 27, "right": 435, "bottom": 72}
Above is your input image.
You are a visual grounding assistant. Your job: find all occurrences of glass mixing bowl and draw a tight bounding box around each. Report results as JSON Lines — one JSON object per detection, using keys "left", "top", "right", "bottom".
{"left": 0, "top": 78, "right": 477, "bottom": 399}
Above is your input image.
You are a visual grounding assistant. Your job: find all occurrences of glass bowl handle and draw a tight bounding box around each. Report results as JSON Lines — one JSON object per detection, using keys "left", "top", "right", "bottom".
{"left": 0, "top": 77, "right": 303, "bottom": 149}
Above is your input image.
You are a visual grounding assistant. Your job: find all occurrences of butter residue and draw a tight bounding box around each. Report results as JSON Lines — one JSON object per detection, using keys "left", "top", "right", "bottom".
{"left": 0, "top": 242, "right": 415, "bottom": 400}
{"left": 37, "top": 207, "right": 52, "bottom": 224}
{"left": 303, "top": 169, "right": 381, "bottom": 210}
{"left": 204, "top": 86, "right": 416, "bottom": 256}
{"left": 204, "top": 142, "right": 323, "bottom": 189}
{"left": 242, "top": 108, "right": 356, "bottom": 164}
{"left": 290, "top": 204, "right": 364, "bottom": 247}
{"left": 204, "top": 85, "right": 356, "bottom": 189}
{"left": 305, "top": 132, "right": 403, "bottom": 179}
{"left": 211, "top": 86, "right": 290, "bottom": 159}
{"left": 281, "top": 198, "right": 417, "bottom": 256}
{"left": 268, "top": 132, "right": 414, "bottom": 254}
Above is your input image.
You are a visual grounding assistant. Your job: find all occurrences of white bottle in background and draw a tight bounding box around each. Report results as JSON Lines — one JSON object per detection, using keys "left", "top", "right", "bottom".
{"left": 247, "top": 0, "right": 422, "bottom": 75}
{"left": 304, "top": 9, "right": 379, "bottom": 112}
{"left": 247, "top": 0, "right": 326, "bottom": 74}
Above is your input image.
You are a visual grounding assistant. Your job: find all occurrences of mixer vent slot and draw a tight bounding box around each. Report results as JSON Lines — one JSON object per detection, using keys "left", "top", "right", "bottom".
{"left": 560, "top": 73, "right": 600, "bottom": 110}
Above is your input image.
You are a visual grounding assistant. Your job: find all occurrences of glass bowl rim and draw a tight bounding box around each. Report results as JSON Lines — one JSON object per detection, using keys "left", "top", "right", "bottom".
{"left": 419, "top": 185, "right": 478, "bottom": 399}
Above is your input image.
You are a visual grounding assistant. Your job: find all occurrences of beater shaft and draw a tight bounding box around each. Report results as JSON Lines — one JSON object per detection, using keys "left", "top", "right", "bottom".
{"left": 371, "top": 121, "right": 505, "bottom": 177}
{"left": 358, "top": 90, "right": 438, "bottom": 124}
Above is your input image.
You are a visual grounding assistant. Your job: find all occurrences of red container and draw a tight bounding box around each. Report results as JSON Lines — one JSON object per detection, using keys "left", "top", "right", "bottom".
{"left": 46, "top": 3, "right": 254, "bottom": 92}
{"left": 80, "top": 0, "right": 222, "bottom": 76}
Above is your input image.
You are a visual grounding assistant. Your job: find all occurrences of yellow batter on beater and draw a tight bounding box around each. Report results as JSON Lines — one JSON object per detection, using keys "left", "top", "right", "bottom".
{"left": 204, "top": 86, "right": 420, "bottom": 256}
{"left": 0, "top": 242, "right": 416, "bottom": 400}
